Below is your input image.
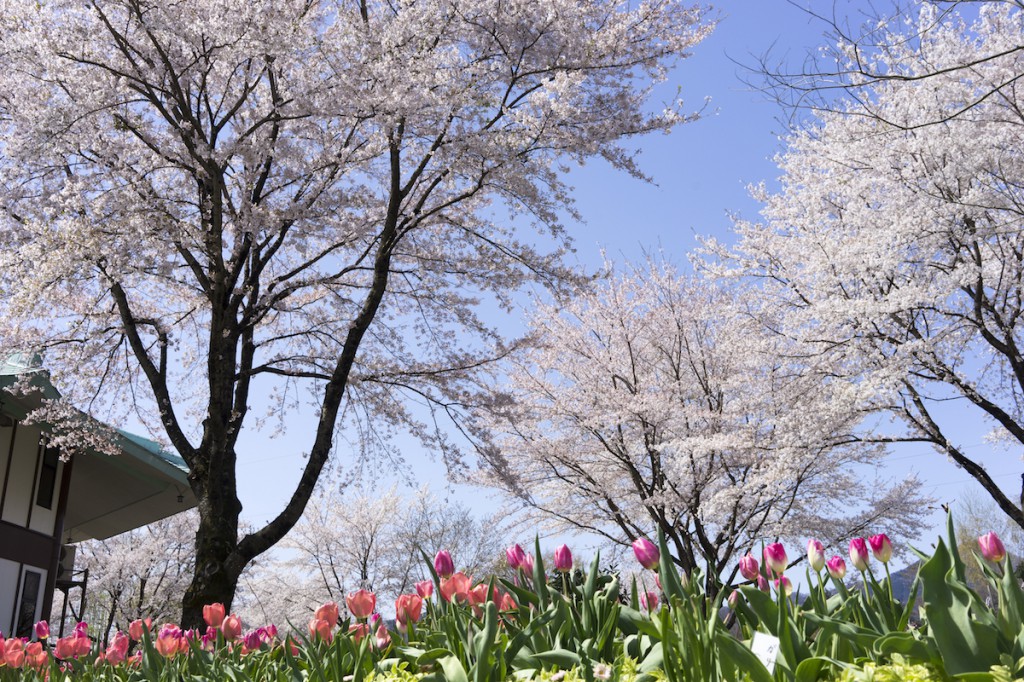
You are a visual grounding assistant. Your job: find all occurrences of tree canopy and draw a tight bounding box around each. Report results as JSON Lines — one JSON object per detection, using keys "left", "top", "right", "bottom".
{"left": 712, "top": 1, "right": 1024, "bottom": 529}
{"left": 0, "top": 0, "right": 712, "bottom": 624}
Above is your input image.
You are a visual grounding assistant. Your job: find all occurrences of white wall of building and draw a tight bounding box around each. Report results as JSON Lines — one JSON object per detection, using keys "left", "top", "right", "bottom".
{"left": 1, "top": 424, "right": 42, "bottom": 527}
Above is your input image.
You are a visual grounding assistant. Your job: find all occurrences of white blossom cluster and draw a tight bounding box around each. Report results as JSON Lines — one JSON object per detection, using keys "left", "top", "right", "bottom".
{"left": 706, "top": 2, "right": 1024, "bottom": 524}
{"left": 473, "top": 261, "right": 929, "bottom": 578}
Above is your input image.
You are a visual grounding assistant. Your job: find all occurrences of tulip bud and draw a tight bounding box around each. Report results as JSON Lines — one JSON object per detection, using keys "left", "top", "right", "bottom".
{"left": 554, "top": 544, "right": 573, "bottom": 573}
{"left": 34, "top": 620, "right": 49, "bottom": 640}
{"left": 415, "top": 580, "right": 434, "bottom": 599}
{"left": 640, "top": 591, "right": 659, "bottom": 611}
{"left": 826, "top": 555, "right": 847, "bottom": 580}
{"left": 632, "top": 538, "right": 660, "bottom": 570}
{"left": 849, "top": 538, "right": 869, "bottom": 572}
{"left": 434, "top": 550, "right": 455, "bottom": 579}
{"left": 807, "top": 539, "right": 825, "bottom": 572}
{"left": 763, "top": 543, "right": 787, "bottom": 576}
{"left": 505, "top": 544, "right": 526, "bottom": 569}
{"left": 522, "top": 552, "right": 535, "bottom": 574}
{"left": 774, "top": 576, "right": 793, "bottom": 597}
{"left": 979, "top": 531, "right": 1007, "bottom": 563}
{"left": 203, "top": 603, "right": 226, "bottom": 628}
{"left": 868, "top": 534, "right": 893, "bottom": 563}
{"left": 346, "top": 589, "right": 377, "bottom": 620}
{"left": 738, "top": 554, "right": 759, "bottom": 581}
{"left": 727, "top": 591, "right": 740, "bottom": 609}
{"left": 757, "top": 575, "right": 769, "bottom": 592}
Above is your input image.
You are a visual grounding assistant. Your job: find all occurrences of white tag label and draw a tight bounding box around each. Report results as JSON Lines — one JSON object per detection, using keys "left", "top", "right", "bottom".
{"left": 750, "top": 631, "right": 780, "bottom": 673}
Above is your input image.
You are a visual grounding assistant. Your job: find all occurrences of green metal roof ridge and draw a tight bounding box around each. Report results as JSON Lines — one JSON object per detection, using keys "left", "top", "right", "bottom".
{"left": 114, "top": 428, "right": 190, "bottom": 476}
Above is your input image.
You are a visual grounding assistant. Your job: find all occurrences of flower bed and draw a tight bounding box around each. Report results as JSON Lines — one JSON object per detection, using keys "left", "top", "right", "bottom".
{"left": 0, "top": 519, "right": 1018, "bottom": 681}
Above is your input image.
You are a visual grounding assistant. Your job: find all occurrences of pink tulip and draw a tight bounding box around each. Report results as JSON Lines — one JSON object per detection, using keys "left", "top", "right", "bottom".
{"left": 499, "top": 592, "right": 517, "bottom": 611}
{"left": 54, "top": 635, "right": 78, "bottom": 660}
{"left": 849, "top": 538, "right": 870, "bottom": 571}
{"left": 434, "top": 550, "right": 455, "bottom": 579}
{"left": 26, "top": 641, "right": 47, "bottom": 670}
{"left": 738, "top": 554, "right": 759, "bottom": 581}
{"left": 221, "top": 614, "right": 243, "bottom": 641}
{"left": 440, "top": 572, "right": 472, "bottom": 603}
{"left": 757, "top": 575, "right": 769, "bottom": 592}
{"left": 203, "top": 603, "right": 226, "bottom": 628}
{"left": 554, "top": 544, "right": 573, "bottom": 572}
{"left": 395, "top": 594, "right": 424, "bottom": 626}
{"left": 348, "top": 623, "right": 369, "bottom": 644}
{"left": 155, "top": 624, "right": 184, "bottom": 658}
{"left": 869, "top": 534, "right": 893, "bottom": 563}
{"left": 640, "top": 591, "right": 659, "bottom": 611}
{"left": 129, "top": 618, "right": 151, "bottom": 641}
{"left": 415, "top": 580, "right": 434, "bottom": 599}
{"left": 315, "top": 601, "right": 340, "bottom": 628}
{"left": 374, "top": 624, "right": 391, "bottom": 650}
{"left": 34, "top": 620, "right": 49, "bottom": 640}
{"left": 774, "top": 576, "right": 793, "bottom": 597}
{"left": 522, "top": 552, "right": 535, "bottom": 574}
{"left": 979, "top": 531, "right": 1007, "bottom": 562}
{"left": 346, "top": 589, "right": 376, "bottom": 620}
{"left": 5, "top": 639, "right": 25, "bottom": 668}
{"left": 506, "top": 544, "right": 526, "bottom": 569}
{"left": 308, "top": 618, "right": 333, "bottom": 643}
{"left": 826, "top": 555, "right": 847, "bottom": 580}
{"left": 632, "top": 538, "right": 660, "bottom": 570}
{"left": 727, "top": 590, "right": 740, "bottom": 608}
{"left": 763, "top": 543, "right": 787, "bottom": 576}
{"left": 807, "top": 539, "right": 825, "bottom": 572}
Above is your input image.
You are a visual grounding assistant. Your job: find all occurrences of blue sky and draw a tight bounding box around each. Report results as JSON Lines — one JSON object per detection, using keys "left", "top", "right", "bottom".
{"left": 234, "top": 1, "right": 1020, "bottom": 563}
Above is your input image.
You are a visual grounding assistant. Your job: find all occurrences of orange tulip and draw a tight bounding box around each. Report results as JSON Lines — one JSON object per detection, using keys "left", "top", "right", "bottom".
{"left": 346, "top": 589, "right": 376, "bottom": 620}
{"left": 203, "top": 603, "right": 226, "bottom": 628}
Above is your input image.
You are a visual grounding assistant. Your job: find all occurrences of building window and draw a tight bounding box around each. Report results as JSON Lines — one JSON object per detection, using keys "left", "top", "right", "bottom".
{"left": 15, "top": 569, "right": 42, "bottom": 638}
{"left": 35, "top": 445, "right": 59, "bottom": 509}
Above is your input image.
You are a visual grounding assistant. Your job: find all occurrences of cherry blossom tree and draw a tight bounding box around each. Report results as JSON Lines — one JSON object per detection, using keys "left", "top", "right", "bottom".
{"left": 711, "top": 2, "right": 1024, "bottom": 529}
{"left": 235, "top": 485, "right": 503, "bottom": 625}
{"left": 0, "top": 0, "right": 712, "bottom": 624}
{"left": 53, "top": 511, "right": 196, "bottom": 646}
{"left": 473, "top": 262, "right": 928, "bottom": 593}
